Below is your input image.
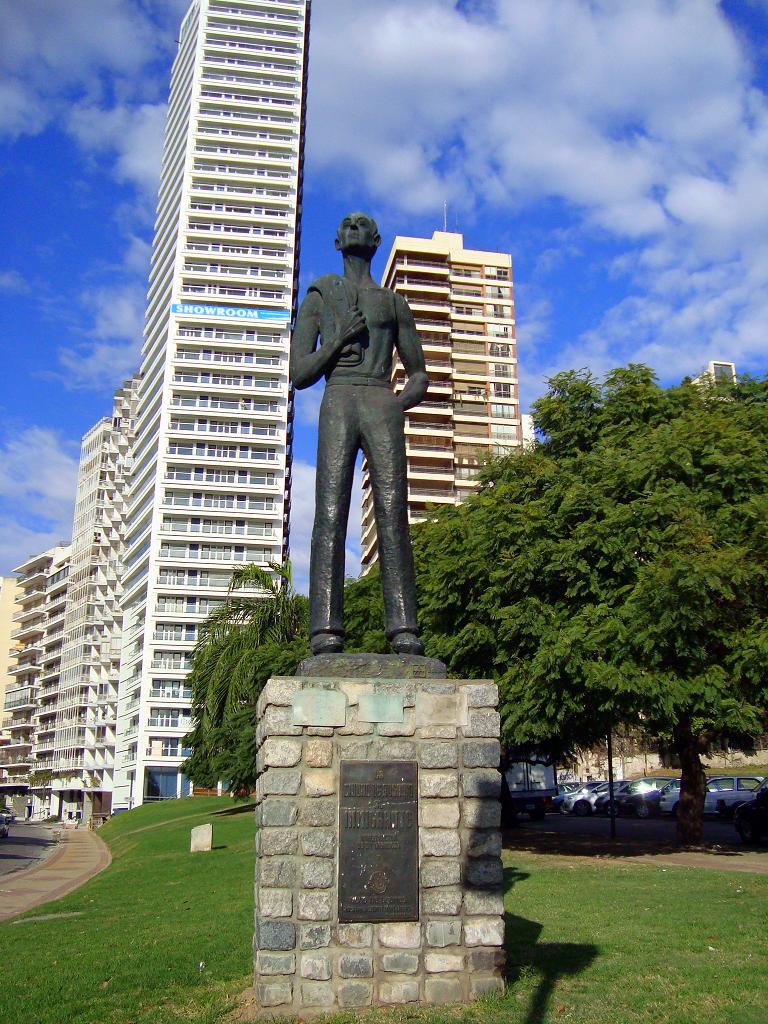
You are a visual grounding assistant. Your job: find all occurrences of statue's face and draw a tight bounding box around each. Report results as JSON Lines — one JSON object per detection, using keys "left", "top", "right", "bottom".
{"left": 335, "top": 212, "right": 380, "bottom": 256}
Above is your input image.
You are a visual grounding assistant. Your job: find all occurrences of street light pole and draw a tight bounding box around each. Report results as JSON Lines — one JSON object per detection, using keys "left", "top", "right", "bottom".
{"left": 607, "top": 727, "right": 616, "bottom": 840}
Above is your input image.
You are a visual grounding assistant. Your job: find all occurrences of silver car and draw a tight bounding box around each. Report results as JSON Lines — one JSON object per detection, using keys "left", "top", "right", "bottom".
{"left": 659, "top": 776, "right": 764, "bottom": 817}
{"left": 560, "top": 781, "right": 605, "bottom": 816}
{"left": 704, "top": 776, "right": 764, "bottom": 818}
{"left": 658, "top": 779, "right": 682, "bottom": 815}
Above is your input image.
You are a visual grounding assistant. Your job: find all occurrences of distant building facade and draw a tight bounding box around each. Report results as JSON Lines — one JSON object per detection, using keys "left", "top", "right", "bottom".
{"left": 361, "top": 230, "right": 520, "bottom": 571}
{"left": 0, "top": 576, "right": 20, "bottom": 730}
{"left": 692, "top": 360, "right": 737, "bottom": 386}
{"left": 42, "top": 378, "right": 140, "bottom": 823}
{"left": 1, "top": 546, "right": 70, "bottom": 818}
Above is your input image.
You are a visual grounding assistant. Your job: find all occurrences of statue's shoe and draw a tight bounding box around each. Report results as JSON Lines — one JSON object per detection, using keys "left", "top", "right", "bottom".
{"left": 390, "top": 631, "right": 425, "bottom": 656}
{"left": 310, "top": 632, "right": 344, "bottom": 655}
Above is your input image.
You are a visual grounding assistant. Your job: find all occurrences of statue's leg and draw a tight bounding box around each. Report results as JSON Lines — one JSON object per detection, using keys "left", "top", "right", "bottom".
{"left": 360, "top": 389, "right": 421, "bottom": 648}
{"left": 309, "top": 386, "right": 359, "bottom": 648}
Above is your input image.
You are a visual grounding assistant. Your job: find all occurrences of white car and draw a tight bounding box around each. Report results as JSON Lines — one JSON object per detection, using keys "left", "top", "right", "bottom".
{"left": 704, "top": 776, "right": 764, "bottom": 818}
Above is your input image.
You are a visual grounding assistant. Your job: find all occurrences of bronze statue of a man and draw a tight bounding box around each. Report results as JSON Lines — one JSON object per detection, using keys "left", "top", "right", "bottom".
{"left": 290, "top": 213, "right": 429, "bottom": 656}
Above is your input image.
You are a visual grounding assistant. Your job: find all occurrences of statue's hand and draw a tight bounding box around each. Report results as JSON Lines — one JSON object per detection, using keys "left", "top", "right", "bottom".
{"left": 396, "top": 371, "right": 429, "bottom": 411}
{"left": 336, "top": 305, "right": 367, "bottom": 348}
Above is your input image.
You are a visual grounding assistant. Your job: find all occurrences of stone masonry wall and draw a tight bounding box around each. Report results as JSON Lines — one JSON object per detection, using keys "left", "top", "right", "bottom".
{"left": 253, "top": 675, "right": 505, "bottom": 1013}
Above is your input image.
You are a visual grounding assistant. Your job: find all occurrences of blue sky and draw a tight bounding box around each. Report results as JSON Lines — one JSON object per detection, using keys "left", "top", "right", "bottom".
{"left": 1, "top": 0, "right": 767, "bottom": 581}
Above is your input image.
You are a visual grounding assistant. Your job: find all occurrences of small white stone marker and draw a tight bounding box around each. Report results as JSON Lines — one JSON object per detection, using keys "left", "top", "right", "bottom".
{"left": 190, "top": 823, "right": 212, "bottom": 852}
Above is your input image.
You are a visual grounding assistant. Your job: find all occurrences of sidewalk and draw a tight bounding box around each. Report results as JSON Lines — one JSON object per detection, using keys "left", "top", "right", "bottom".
{"left": 0, "top": 829, "right": 111, "bottom": 922}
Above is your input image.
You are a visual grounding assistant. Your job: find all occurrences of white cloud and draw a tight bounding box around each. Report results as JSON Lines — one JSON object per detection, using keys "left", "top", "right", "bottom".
{"left": 0, "top": 428, "right": 79, "bottom": 574}
{"left": 0, "top": 270, "right": 29, "bottom": 294}
{"left": 309, "top": 1, "right": 768, "bottom": 389}
{"left": 57, "top": 283, "right": 145, "bottom": 390}
{"left": 67, "top": 101, "right": 168, "bottom": 200}
{"left": 288, "top": 459, "right": 362, "bottom": 596}
{"left": 0, "top": 1, "right": 169, "bottom": 136}
{"left": 0, "top": 2, "right": 180, "bottom": 211}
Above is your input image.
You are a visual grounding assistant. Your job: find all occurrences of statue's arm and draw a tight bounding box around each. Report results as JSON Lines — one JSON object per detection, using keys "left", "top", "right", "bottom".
{"left": 289, "top": 288, "right": 367, "bottom": 390}
{"left": 394, "top": 293, "right": 429, "bottom": 410}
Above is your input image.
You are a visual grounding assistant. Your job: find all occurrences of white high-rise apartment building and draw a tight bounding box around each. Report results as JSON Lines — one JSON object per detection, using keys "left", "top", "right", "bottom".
{"left": 39, "top": 378, "right": 139, "bottom": 823}
{"left": 361, "top": 231, "right": 520, "bottom": 570}
{"left": 114, "top": 0, "right": 310, "bottom": 809}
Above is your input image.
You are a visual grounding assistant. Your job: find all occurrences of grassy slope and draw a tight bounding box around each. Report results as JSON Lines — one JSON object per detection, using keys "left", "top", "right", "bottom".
{"left": 1, "top": 799, "right": 766, "bottom": 1024}
{"left": 0, "top": 798, "right": 254, "bottom": 1024}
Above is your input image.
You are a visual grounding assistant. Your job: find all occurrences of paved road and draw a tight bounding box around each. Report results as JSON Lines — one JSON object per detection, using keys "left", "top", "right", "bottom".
{"left": 504, "top": 807, "right": 768, "bottom": 872}
{"left": 520, "top": 810, "right": 742, "bottom": 848}
{"left": 0, "top": 822, "right": 59, "bottom": 878}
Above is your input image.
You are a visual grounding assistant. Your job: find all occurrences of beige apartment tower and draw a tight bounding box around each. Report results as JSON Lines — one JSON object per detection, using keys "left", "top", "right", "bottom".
{"left": 361, "top": 230, "right": 520, "bottom": 570}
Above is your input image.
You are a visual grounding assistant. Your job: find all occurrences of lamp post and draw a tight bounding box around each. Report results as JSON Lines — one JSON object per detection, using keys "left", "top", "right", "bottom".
{"left": 607, "top": 727, "right": 616, "bottom": 840}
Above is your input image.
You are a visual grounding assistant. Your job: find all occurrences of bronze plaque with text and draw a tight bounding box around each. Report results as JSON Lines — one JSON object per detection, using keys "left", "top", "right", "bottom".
{"left": 338, "top": 760, "right": 419, "bottom": 922}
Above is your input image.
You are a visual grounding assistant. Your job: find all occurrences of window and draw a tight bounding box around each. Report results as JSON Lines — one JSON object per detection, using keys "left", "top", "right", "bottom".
{"left": 707, "top": 779, "right": 734, "bottom": 792}
{"left": 158, "top": 570, "right": 186, "bottom": 586}
{"left": 738, "top": 779, "right": 761, "bottom": 791}
{"left": 161, "top": 738, "right": 181, "bottom": 757}
{"left": 491, "top": 425, "right": 518, "bottom": 441}
{"left": 493, "top": 383, "right": 512, "bottom": 398}
{"left": 490, "top": 403, "right": 516, "bottom": 419}
{"left": 144, "top": 767, "right": 178, "bottom": 800}
{"left": 150, "top": 680, "right": 192, "bottom": 699}
{"left": 150, "top": 708, "right": 181, "bottom": 727}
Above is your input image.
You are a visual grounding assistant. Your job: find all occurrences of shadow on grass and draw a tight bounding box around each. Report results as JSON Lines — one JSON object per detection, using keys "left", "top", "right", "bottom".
{"left": 213, "top": 802, "right": 256, "bottom": 817}
{"left": 503, "top": 867, "right": 598, "bottom": 1024}
{"left": 503, "top": 817, "right": 752, "bottom": 860}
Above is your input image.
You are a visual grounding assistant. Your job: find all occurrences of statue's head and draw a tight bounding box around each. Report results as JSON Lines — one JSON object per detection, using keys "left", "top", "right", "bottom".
{"left": 335, "top": 212, "right": 380, "bottom": 259}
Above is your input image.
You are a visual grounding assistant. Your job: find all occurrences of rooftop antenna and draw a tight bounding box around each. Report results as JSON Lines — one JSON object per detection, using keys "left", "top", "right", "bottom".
{"left": 443, "top": 201, "right": 448, "bottom": 233}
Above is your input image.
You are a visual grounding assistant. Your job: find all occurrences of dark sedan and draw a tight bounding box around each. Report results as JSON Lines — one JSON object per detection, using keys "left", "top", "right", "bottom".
{"left": 593, "top": 780, "right": 632, "bottom": 815}
{"left": 734, "top": 779, "right": 768, "bottom": 844}
{"left": 614, "top": 776, "right": 676, "bottom": 818}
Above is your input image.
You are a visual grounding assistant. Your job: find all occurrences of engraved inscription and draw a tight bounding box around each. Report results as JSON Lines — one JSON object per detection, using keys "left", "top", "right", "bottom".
{"left": 338, "top": 761, "right": 419, "bottom": 922}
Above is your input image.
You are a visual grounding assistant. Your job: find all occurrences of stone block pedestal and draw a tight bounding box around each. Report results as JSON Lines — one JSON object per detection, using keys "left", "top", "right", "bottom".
{"left": 253, "top": 667, "right": 505, "bottom": 1013}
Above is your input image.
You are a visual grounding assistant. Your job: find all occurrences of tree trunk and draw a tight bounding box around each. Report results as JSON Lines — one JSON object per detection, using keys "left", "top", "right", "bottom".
{"left": 674, "top": 720, "right": 706, "bottom": 846}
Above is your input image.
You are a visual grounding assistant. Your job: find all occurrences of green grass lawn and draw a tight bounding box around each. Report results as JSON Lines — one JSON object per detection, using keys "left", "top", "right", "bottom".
{"left": 1, "top": 798, "right": 766, "bottom": 1024}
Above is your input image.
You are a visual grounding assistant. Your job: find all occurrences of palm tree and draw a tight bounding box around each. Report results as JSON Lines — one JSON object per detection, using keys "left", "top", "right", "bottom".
{"left": 183, "top": 561, "right": 309, "bottom": 793}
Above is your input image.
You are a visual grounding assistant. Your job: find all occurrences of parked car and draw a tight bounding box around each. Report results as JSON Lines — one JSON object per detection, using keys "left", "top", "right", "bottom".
{"left": 658, "top": 779, "right": 682, "bottom": 815}
{"left": 551, "top": 782, "right": 582, "bottom": 812}
{"left": 593, "top": 780, "right": 632, "bottom": 815}
{"left": 560, "top": 781, "right": 605, "bottom": 816}
{"left": 704, "top": 776, "right": 764, "bottom": 818}
{"left": 0, "top": 807, "right": 15, "bottom": 825}
{"left": 734, "top": 779, "right": 768, "bottom": 843}
{"left": 614, "top": 777, "right": 676, "bottom": 818}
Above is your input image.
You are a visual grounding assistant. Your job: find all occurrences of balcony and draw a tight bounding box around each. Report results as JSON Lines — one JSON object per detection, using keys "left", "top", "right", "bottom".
{"left": 3, "top": 688, "right": 38, "bottom": 712}
{"left": 408, "top": 486, "right": 457, "bottom": 502}
{"left": 0, "top": 774, "right": 30, "bottom": 789}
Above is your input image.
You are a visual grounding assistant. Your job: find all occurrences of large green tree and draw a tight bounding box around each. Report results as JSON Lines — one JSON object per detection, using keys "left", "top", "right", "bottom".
{"left": 183, "top": 562, "right": 309, "bottom": 793}
{"left": 416, "top": 365, "right": 768, "bottom": 845}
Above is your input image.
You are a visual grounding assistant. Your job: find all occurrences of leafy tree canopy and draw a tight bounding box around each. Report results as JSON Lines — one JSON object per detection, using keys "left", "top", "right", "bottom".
{"left": 415, "top": 365, "right": 768, "bottom": 842}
